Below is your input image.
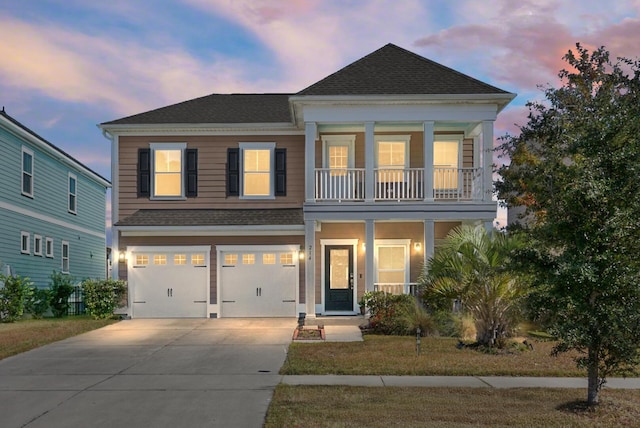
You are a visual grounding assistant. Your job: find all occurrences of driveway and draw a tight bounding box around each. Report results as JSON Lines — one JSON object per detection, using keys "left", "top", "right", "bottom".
{"left": 0, "top": 318, "right": 296, "bottom": 428}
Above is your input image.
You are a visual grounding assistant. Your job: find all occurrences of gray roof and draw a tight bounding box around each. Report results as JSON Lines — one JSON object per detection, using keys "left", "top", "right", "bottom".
{"left": 102, "top": 93, "right": 293, "bottom": 125}
{"left": 115, "top": 208, "right": 304, "bottom": 227}
{"left": 297, "top": 43, "right": 510, "bottom": 96}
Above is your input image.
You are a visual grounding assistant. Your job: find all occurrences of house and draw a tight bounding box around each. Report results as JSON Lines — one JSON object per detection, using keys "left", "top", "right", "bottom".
{"left": 0, "top": 109, "right": 111, "bottom": 288}
{"left": 100, "top": 43, "right": 515, "bottom": 319}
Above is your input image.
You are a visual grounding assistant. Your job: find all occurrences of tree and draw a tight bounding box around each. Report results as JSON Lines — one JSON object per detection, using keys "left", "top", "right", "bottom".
{"left": 496, "top": 44, "right": 640, "bottom": 406}
{"left": 419, "top": 225, "right": 527, "bottom": 347}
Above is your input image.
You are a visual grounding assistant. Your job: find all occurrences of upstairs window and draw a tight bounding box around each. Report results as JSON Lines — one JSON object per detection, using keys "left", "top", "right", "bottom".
{"left": 243, "top": 147, "right": 272, "bottom": 197}
{"left": 22, "top": 146, "right": 34, "bottom": 197}
{"left": 227, "top": 143, "right": 286, "bottom": 198}
{"left": 434, "top": 137, "right": 461, "bottom": 189}
{"left": 68, "top": 173, "right": 77, "bottom": 214}
{"left": 375, "top": 135, "right": 410, "bottom": 183}
{"left": 137, "top": 144, "right": 197, "bottom": 199}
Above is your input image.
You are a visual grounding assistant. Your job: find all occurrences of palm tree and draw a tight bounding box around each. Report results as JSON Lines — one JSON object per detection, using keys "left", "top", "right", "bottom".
{"left": 420, "top": 225, "right": 527, "bottom": 347}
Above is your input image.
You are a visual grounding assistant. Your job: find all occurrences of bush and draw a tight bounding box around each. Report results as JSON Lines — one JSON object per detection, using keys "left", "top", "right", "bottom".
{"left": 402, "top": 302, "right": 435, "bottom": 336}
{"left": 366, "top": 291, "right": 417, "bottom": 335}
{"left": 49, "top": 271, "right": 75, "bottom": 318}
{"left": 432, "top": 310, "right": 476, "bottom": 340}
{"left": 26, "top": 287, "right": 50, "bottom": 319}
{"left": 0, "top": 274, "right": 33, "bottom": 322}
{"left": 82, "top": 279, "right": 126, "bottom": 319}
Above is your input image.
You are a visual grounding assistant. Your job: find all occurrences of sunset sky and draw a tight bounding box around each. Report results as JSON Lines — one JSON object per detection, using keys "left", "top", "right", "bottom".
{"left": 2, "top": 0, "right": 639, "bottom": 234}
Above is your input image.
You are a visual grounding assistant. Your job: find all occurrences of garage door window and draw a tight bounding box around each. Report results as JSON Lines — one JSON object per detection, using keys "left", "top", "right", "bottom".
{"left": 223, "top": 254, "right": 237, "bottom": 266}
{"left": 242, "top": 254, "right": 255, "bottom": 265}
{"left": 174, "top": 254, "right": 187, "bottom": 265}
{"left": 191, "top": 254, "right": 205, "bottom": 265}
{"left": 154, "top": 255, "right": 167, "bottom": 265}
{"left": 263, "top": 253, "right": 276, "bottom": 264}
{"left": 136, "top": 255, "right": 149, "bottom": 265}
{"left": 280, "top": 253, "right": 293, "bottom": 264}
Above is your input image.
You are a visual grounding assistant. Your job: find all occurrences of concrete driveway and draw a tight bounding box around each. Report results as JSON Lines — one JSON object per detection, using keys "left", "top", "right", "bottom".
{"left": 0, "top": 318, "right": 296, "bottom": 428}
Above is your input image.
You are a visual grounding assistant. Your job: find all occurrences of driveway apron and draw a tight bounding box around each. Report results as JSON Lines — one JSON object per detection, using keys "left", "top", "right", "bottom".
{"left": 0, "top": 318, "right": 296, "bottom": 428}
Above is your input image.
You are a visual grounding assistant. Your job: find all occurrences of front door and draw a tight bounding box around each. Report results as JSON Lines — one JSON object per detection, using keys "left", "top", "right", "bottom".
{"left": 325, "top": 245, "right": 354, "bottom": 311}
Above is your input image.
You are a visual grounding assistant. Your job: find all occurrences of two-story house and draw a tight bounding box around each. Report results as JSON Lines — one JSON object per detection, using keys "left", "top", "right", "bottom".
{"left": 100, "top": 44, "right": 515, "bottom": 319}
{"left": 0, "top": 109, "right": 111, "bottom": 288}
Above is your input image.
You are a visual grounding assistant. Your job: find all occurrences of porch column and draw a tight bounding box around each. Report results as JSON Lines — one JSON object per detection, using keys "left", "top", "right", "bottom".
{"left": 364, "top": 122, "right": 375, "bottom": 202}
{"left": 424, "top": 219, "right": 435, "bottom": 265}
{"left": 305, "top": 122, "right": 317, "bottom": 202}
{"left": 484, "top": 221, "right": 494, "bottom": 233}
{"left": 365, "top": 219, "right": 375, "bottom": 292}
{"left": 482, "top": 120, "right": 494, "bottom": 202}
{"left": 304, "top": 220, "right": 316, "bottom": 318}
{"left": 423, "top": 121, "right": 434, "bottom": 201}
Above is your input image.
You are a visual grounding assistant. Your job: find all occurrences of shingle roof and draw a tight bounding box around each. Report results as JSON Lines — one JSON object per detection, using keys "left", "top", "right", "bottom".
{"left": 297, "top": 43, "right": 510, "bottom": 96}
{"left": 101, "top": 93, "right": 293, "bottom": 125}
{"left": 115, "top": 208, "right": 304, "bottom": 227}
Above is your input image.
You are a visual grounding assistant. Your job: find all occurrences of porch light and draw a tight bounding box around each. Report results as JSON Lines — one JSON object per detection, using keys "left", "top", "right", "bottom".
{"left": 299, "top": 251, "right": 305, "bottom": 260}
{"left": 361, "top": 242, "right": 366, "bottom": 251}
{"left": 118, "top": 251, "right": 126, "bottom": 262}
{"left": 414, "top": 242, "right": 422, "bottom": 252}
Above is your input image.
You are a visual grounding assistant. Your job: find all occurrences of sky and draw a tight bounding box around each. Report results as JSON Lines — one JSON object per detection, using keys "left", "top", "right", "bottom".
{"left": 2, "top": 0, "right": 639, "bottom": 239}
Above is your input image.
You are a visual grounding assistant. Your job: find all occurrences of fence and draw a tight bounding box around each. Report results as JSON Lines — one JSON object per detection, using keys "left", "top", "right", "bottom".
{"left": 67, "top": 285, "right": 85, "bottom": 316}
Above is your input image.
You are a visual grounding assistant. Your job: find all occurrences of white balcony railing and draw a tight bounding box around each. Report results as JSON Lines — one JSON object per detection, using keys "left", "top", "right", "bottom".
{"left": 373, "top": 282, "right": 419, "bottom": 296}
{"left": 314, "top": 167, "right": 483, "bottom": 202}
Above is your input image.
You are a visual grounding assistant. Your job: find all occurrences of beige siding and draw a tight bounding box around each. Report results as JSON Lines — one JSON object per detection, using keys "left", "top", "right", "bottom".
{"left": 117, "top": 135, "right": 305, "bottom": 219}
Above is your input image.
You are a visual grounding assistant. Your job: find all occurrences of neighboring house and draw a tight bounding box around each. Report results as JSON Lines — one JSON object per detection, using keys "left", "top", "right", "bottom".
{"left": 100, "top": 43, "right": 515, "bottom": 319}
{"left": 0, "top": 109, "right": 111, "bottom": 288}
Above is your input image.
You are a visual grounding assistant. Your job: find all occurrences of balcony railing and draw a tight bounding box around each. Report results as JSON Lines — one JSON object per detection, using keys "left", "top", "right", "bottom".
{"left": 314, "top": 167, "right": 483, "bottom": 202}
{"left": 373, "top": 282, "right": 420, "bottom": 296}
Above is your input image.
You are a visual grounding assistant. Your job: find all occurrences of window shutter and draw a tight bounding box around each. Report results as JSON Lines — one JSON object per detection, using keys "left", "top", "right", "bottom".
{"left": 275, "top": 148, "right": 286, "bottom": 196}
{"left": 137, "top": 148, "right": 151, "bottom": 197}
{"left": 185, "top": 148, "right": 198, "bottom": 197}
{"left": 227, "top": 148, "right": 240, "bottom": 196}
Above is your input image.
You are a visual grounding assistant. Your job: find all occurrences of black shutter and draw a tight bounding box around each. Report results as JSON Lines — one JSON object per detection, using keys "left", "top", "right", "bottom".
{"left": 227, "top": 148, "right": 240, "bottom": 196}
{"left": 185, "top": 149, "right": 198, "bottom": 197}
{"left": 275, "top": 148, "right": 286, "bottom": 196}
{"left": 137, "top": 148, "right": 151, "bottom": 197}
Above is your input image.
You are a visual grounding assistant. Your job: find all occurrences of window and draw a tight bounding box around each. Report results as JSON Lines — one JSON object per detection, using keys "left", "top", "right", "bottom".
{"left": 191, "top": 254, "right": 205, "bottom": 265}
{"left": 242, "top": 254, "right": 255, "bottom": 265}
{"left": 322, "top": 135, "right": 355, "bottom": 176}
{"left": 174, "top": 254, "right": 187, "bottom": 265}
{"left": 153, "top": 254, "right": 167, "bottom": 265}
{"left": 375, "top": 241, "right": 410, "bottom": 287}
{"left": 227, "top": 143, "right": 286, "bottom": 197}
{"left": 138, "top": 143, "right": 197, "bottom": 199}
{"left": 434, "top": 137, "right": 461, "bottom": 189}
{"left": 21, "top": 231, "right": 30, "bottom": 254}
{"left": 45, "top": 237, "right": 54, "bottom": 258}
{"left": 223, "top": 254, "right": 237, "bottom": 266}
{"left": 263, "top": 253, "right": 276, "bottom": 265}
{"left": 34, "top": 235, "right": 42, "bottom": 256}
{"left": 280, "top": 253, "right": 293, "bottom": 265}
{"left": 375, "top": 135, "right": 409, "bottom": 182}
{"left": 61, "top": 241, "right": 70, "bottom": 273}
{"left": 22, "top": 146, "right": 34, "bottom": 197}
{"left": 68, "top": 173, "right": 77, "bottom": 213}
{"left": 136, "top": 254, "right": 149, "bottom": 265}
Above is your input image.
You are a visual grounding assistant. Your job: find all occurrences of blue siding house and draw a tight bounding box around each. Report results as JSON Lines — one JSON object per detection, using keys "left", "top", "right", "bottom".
{"left": 0, "top": 108, "right": 111, "bottom": 288}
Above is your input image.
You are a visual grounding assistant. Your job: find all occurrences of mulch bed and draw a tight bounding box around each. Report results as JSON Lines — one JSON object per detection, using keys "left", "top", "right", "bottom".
{"left": 292, "top": 327, "right": 325, "bottom": 340}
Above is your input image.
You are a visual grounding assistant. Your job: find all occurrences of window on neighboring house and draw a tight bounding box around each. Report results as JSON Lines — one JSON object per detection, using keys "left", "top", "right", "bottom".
{"left": 226, "top": 143, "right": 286, "bottom": 198}
{"left": 61, "top": 241, "right": 70, "bottom": 273}
{"left": 21, "top": 231, "right": 30, "bottom": 254}
{"left": 45, "top": 237, "right": 54, "bottom": 258}
{"left": 137, "top": 143, "right": 197, "bottom": 199}
{"left": 68, "top": 173, "right": 77, "bottom": 214}
{"left": 22, "top": 146, "right": 34, "bottom": 197}
{"left": 434, "top": 137, "right": 461, "bottom": 189}
{"left": 375, "top": 135, "right": 410, "bottom": 183}
{"left": 34, "top": 235, "right": 42, "bottom": 256}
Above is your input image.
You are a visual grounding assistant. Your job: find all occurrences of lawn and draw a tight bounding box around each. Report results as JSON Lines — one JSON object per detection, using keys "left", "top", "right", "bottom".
{"left": 0, "top": 316, "right": 119, "bottom": 360}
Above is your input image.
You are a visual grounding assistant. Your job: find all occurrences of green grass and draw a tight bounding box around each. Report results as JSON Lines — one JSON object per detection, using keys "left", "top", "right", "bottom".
{"left": 0, "top": 316, "right": 119, "bottom": 360}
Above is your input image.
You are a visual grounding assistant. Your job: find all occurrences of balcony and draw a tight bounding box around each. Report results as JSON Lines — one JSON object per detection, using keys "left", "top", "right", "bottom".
{"left": 314, "top": 168, "right": 483, "bottom": 202}
{"left": 374, "top": 282, "right": 420, "bottom": 296}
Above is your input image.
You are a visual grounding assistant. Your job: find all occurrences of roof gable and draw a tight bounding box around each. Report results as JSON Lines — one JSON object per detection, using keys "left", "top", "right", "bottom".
{"left": 296, "top": 43, "right": 510, "bottom": 96}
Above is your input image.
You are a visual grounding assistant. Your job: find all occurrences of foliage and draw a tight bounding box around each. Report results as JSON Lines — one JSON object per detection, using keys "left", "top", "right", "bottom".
{"left": 419, "top": 225, "right": 528, "bottom": 348}
{"left": 495, "top": 43, "right": 640, "bottom": 405}
{"left": 432, "top": 311, "right": 476, "bottom": 340}
{"left": 358, "top": 291, "right": 376, "bottom": 308}
{"left": 82, "top": 279, "right": 127, "bottom": 319}
{"left": 25, "top": 287, "right": 50, "bottom": 319}
{"left": 0, "top": 275, "right": 33, "bottom": 323}
{"left": 401, "top": 301, "right": 435, "bottom": 336}
{"left": 49, "top": 271, "right": 75, "bottom": 318}
{"left": 365, "top": 291, "right": 418, "bottom": 335}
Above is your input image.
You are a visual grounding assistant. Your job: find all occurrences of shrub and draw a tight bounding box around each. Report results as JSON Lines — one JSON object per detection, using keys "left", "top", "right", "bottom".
{"left": 26, "top": 287, "right": 50, "bottom": 319}
{"left": 82, "top": 279, "right": 126, "bottom": 319}
{"left": 49, "top": 271, "right": 75, "bottom": 318}
{"left": 402, "top": 302, "right": 435, "bottom": 336}
{"left": 0, "top": 274, "right": 33, "bottom": 322}
{"left": 432, "top": 311, "right": 476, "bottom": 340}
{"left": 366, "top": 291, "right": 417, "bottom": 335}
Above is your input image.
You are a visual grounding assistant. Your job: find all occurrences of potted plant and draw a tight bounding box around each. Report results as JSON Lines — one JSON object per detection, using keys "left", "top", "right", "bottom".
{"left": 358, "top": 291, "right": 375, "bottom": 315}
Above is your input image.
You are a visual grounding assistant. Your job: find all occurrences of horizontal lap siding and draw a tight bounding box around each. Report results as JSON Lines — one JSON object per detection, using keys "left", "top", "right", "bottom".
{"left": 117, "top": 135, "right": 305, "bottom": 219}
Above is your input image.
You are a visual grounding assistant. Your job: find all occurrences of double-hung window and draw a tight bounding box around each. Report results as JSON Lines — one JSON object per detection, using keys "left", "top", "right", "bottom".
{"left": 61, "top": 241, "right": 70, "bottom": 273}
{"left": 34, "top": 235, "right": 42, "bottom": 256}
{"left": 68, "top": 173, "right": 77, "bottom": 213}
{"left": 226, "top": 143, "right": 286, "bottom": 198}
{"left": 21, "top": 231, "right": 30, "bottom": 254}
{"left": 137, "top": 143, "right": 197, "bottom": 199}
{"left": 45, "top": 237, "right": 54, "bottom": 258}
{"left": 375, "top": 135, "right": 410, "bottom": 183}
{"left": 22, "top": 146, "right": 34, "bottom": 197}
{"left": 434, "top": 136, "right": 461, "bottom": 190}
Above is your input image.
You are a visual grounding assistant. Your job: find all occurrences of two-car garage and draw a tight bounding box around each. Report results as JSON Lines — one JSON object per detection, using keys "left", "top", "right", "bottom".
{"left": 127, "top": 245, "right": 299, "bottom": 318}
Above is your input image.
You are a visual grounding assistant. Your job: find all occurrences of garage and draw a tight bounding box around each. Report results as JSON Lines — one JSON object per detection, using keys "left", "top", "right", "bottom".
{"left": 218, "top": 245, "right": 299, "bottom": 317}
{"left": 128, "top": 246, "right": 210, "bottom": 318}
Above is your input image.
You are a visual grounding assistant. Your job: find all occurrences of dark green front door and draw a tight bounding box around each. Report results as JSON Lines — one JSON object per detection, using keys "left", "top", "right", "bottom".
{"left": 325, "top": 245, "right": 353, "bottom": 311}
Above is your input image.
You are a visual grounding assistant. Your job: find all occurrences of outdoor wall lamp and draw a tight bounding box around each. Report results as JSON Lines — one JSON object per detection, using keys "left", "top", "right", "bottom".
{"left": 361, "top": 242, "right": 366, "bottom": 251}
{"left": 299, "top": 250, "right": 305, "bottom": 260}
{"left": 118, "top": 251, "right": 126, "bottom": 262}
{"left": 414, "top": 242, "right": 422, "bottom": 252}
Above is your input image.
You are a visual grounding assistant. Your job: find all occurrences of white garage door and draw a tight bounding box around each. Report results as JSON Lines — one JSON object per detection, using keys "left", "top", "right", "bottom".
{"left": 219, "top": 246, "right": 298, "bottom": 317}
{"left": 128, "top": 246, "right": 210, "bottom": 318}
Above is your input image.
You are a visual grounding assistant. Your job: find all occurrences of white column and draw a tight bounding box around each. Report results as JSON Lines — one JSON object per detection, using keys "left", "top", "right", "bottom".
{"left": 484, "top": 221, "right": 494, "bottom": 233}
{"left": 304, "top": 220, "right": 316, "bottom": 319}
{"left": 365, "top": 219, "right": 375, "bottom": 291}
{"left": 364, "top": 122, "right": 375, "bottom": 202}
{"left": 305, "top": 122, "right": 317, "bottom": 202}
{"left": 424, "top": 219, "right": 435, "bottom": 265}
{"left": 423, "top": 121, "right": 434, "bottom": 201}
{"left": 482, "top": 120, "right": 494, "bottom": 202}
